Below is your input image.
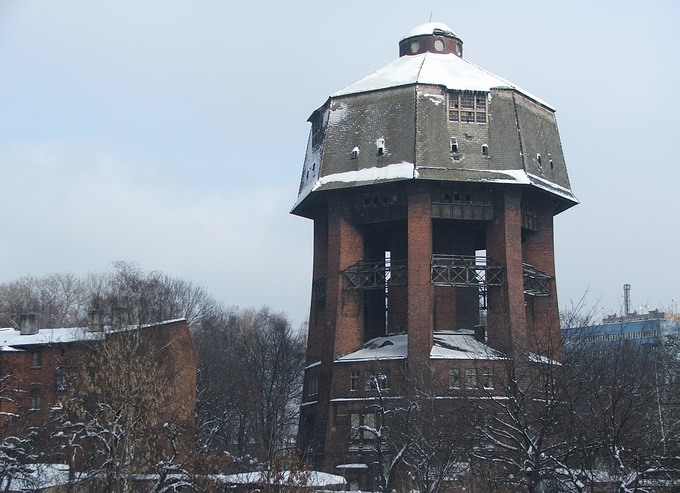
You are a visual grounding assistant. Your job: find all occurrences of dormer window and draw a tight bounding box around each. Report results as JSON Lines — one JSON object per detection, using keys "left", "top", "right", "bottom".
{"left": 376, "top": 138, "right": 386, "bottom": 156}
{"left": 450, "top": 137, "right": 459, "bottom": 153}
{"left": 448, "top": 91, "right": 487, "bottom": 124}
{"left": 311, "top": 112, "right": 325, "bottom": 147}
{"left": 350, "top": 147, "right": 360, "bottom": 159}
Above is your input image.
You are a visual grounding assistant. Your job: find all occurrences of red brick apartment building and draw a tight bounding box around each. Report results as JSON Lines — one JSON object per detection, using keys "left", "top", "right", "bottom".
{"left": 0, "top": 315, "right": 197, "bottom": 472}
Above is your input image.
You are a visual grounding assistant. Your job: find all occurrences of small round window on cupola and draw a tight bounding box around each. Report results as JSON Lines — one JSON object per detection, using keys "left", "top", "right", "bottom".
{"left": 399, "top": 22, "right": 463, "bottom": 58}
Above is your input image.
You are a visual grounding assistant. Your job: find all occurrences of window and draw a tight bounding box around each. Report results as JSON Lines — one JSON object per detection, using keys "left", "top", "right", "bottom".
{"left": 311, "top": 113, "right": 324, "bottom": 147}
{"left": 449, "top": 368, "right": 460, "bottom": 389}
{"left": 448, "top": 91, "right": 488, "bottom": 123}
{"left": 481, "top": 144, "right": 489, "bottom": 156}
{"left": 465, "top": 369, "right": 478, "bottom": 389}
{"left": 30, "top": 389, "right": 41, "bottom": 410}
{"left": 376, "top": 138, "right": 386, "bottom": 156}
{"left": 364, "top": 371, "right": 389, "bottom": 391}
{"left": 55, "top": 367, "right": 66, "bottom": 391}
{"left": 450, "top": 137, "right": 458, "bottom": 153}
{"left": 31, "top": 351, "right": 41, "bottom": 368}
{"left": 350, "top": 412, "right": 378, "bottom": 441}
{"left": 537, "top": 153, "right": 542, "bottom": 167}
{"left": 350, "top": 147, "right": 359, "bottom": 159}
{"left": 307, "top": 377, "right": 319, "bottom": 397}
{"left": 350, "top": 370, "right": 361, "bottom": 391}
{"left": 482, "top": 368, "right": 494, "bottom": 389}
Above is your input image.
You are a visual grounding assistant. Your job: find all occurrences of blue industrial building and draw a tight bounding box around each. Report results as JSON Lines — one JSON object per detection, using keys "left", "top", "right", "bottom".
{"left": 562, "top": 312, "right": 680, "bottom": 351}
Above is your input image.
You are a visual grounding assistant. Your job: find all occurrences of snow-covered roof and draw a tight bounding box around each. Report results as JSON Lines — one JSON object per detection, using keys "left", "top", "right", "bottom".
{"left": 335, "top": 330, "right": 506, "bottom": 362}
{"left": 0, "top": 326, "right": 95, "bottom": 349}
{"left": 333, "top": 51, "right": 551, "bottom": 109}
{"left": 431, "top": 331, "right": 506, "bottom": 360}
{"left": 336, "top": 334, "right": 408, "bottom": 362}
{"left": 401, "top": 22, "right": 458, "bottom": 41}
{"left": 0, "top": 318, "right": 187, "bottom": 351}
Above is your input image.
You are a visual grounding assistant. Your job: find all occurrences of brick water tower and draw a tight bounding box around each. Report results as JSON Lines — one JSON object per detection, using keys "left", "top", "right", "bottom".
{"left": 292, "top": 23, "right": 577, "bottom": 484}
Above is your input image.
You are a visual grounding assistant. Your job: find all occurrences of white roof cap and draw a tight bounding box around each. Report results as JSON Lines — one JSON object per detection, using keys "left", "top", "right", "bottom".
{"left": 401, "top": 22, "right": 458, "bottom": 41}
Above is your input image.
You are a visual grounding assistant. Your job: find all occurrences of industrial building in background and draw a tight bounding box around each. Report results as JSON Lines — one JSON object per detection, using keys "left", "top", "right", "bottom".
{"left": 563, "top": 284, "right": 680, "bottom": 351}
{"left": 292, "top": 22, "right": 577, "bottom": 489}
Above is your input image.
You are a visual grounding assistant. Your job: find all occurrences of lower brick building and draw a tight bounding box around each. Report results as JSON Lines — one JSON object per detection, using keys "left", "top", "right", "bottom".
{"left": 0, "top": 315, "right": 197, "bottom": 480}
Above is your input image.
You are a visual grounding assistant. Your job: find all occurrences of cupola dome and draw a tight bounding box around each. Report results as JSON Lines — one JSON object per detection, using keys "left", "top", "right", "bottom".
{"left": 399, "top": 22, "right": 463, "bottom": 57}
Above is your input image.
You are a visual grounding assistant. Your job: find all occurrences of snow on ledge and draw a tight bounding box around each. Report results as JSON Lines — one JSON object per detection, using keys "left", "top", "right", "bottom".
{"left": 337, "top": 463, "right": 369, "bottom": 469}
{"left": 313, "top": 161, "right": 417, "bottom": 191}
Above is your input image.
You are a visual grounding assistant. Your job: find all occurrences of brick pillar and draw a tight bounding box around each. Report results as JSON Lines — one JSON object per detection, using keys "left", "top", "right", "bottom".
{"left": 326, "top": 195, "right": 364, "bottom": 361}
{"left": 486, "top": 187, "right": 527, "bottom": 356}
{"left": 320, "top": 193, "right": 364, "bottom": 469}
{"left": 306, "top": 215, "right": 328, "bottom": 363}
{"left": 406, "top": 184, "right": 434, "bottom": 367}
{"left": 522, "top": 197, "right": 561, "bottom": 358}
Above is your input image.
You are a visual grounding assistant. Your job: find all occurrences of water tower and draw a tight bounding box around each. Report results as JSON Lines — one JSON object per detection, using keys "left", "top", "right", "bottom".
{"left": 292, "top": 22, "right": 577, "bottom": 483}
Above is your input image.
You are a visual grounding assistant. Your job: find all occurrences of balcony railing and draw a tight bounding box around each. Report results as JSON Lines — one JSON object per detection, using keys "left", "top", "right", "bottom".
{"left": 338, "top": 257, "right": 551, "bottom": 297}
{"left": 523, "top": 263, "right": 552, "bottom": 296}
{"left": 431, "top": 255, "right": 504, "bottom": 287}
{"left": 342, "top": 260, "right": 407, "bottom": 290}
{"left": 312, "top": 275, "right": 327, "bottom": 301}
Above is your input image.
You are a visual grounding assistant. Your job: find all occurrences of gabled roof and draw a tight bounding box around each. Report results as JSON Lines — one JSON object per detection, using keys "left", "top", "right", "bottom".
{"left": 333, "top": 52, "right": 551, "bottom": 110}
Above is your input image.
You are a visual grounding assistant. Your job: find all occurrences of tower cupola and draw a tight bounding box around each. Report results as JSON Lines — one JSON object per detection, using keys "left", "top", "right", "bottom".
{"left": 398, "top": 22, "right": 463, "bottom": 57}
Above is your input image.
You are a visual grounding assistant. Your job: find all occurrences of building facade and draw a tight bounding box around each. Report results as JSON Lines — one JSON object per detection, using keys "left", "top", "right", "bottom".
{"left": 292, "top": 23, "right": 576, "bottom": 489}
{"left": 0, "top": 315, "right": 197, "bottom": 476}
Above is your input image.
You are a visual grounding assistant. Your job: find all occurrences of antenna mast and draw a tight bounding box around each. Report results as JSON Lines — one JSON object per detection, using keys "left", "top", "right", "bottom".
{"left": 624, "top": 283, "right": 631, "bottom": 316}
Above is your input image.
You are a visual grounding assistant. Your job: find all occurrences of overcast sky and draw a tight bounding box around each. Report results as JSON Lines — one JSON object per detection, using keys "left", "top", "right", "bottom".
{"left": 1, "top": 0, "right": 678, "bottom": 327}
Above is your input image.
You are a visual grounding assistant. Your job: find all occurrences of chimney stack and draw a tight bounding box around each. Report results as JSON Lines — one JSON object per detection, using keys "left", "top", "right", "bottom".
{"left": 111, "top": 306, "right": 129, "bottom": 330}
{"left": 19, "top": 313, "right": 39, "bottom": 335}
{"left": 88, "top": 309, "right": 103, "bottom": 332}
{"left": 474, "top": 325, "right": 486, "bottom": 343}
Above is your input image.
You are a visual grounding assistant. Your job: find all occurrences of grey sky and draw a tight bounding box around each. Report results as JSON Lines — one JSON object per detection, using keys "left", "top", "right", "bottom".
{"left": 1, "top": 0, "right": 678, "bottom": 326}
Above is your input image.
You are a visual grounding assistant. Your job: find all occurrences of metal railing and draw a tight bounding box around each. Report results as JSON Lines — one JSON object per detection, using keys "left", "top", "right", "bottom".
{"left": 431, "top": 255, "right": 504, "bottom": 287}
{"left": 342, "top": 260, "right": 407, "bottom": 290}
{"left": 523, "top": 263, "right": 552, "bottom": 296}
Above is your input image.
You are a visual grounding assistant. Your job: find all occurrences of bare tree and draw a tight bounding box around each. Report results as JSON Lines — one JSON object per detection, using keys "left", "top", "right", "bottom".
{"left": 86, "top": 261, "right": 218, "bottom": 327}
{"left": 194, "top": 307, "right": 305, "bottom": 466}
{"left": 0, "top": 273, "right": 87, "bottom": 329}
{"left": 55, "top": 325, "right": 194, "bottom": 493}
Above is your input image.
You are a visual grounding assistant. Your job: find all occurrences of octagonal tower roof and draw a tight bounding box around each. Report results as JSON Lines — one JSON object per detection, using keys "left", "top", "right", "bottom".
{"left": 292, "top": 23, "right": 577, "bottom": 218}
{"left": 334, "top": 22, "right": 547, "bottom": 108}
